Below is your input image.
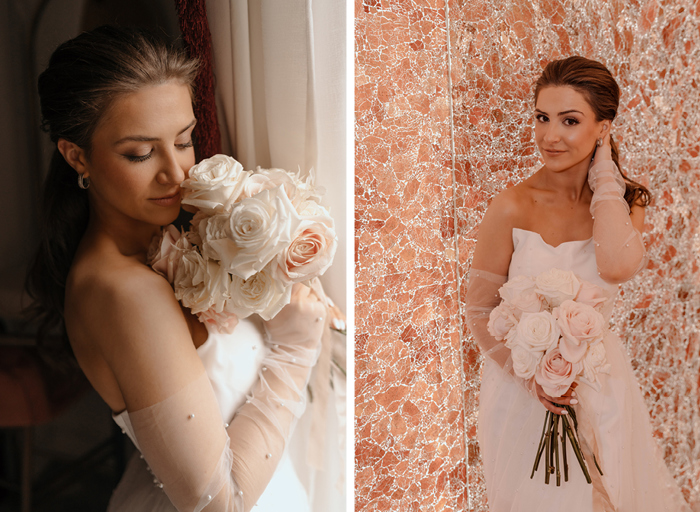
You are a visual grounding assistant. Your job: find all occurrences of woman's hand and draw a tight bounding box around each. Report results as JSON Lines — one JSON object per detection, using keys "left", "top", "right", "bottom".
{"left": 263, "top": 283, "right": 325, "bottom": 350}
{"left": 591, "top": 132, "right": 613, "bottom": 168}
{"left": 535, "top": 381, "right": 578, "bottom": 415}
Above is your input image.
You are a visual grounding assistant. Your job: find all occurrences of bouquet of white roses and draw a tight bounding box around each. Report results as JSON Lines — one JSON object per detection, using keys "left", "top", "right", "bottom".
{"left": 148, "top": 155, "right": 337, "bottom": 332}
{"left": 487, "top": 268, "right": 610, "bottom": 485}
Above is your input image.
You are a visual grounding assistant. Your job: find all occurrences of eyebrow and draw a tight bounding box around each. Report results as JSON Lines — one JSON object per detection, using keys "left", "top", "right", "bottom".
{"left": 535, "top": 109, "right": 585, "bottom": 116}
{"left": 114, "top": 119, "right": 197, "bottom": 145}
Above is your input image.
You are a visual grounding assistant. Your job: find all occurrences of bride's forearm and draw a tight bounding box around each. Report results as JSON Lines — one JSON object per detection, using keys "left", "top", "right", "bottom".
{"left": 589, "top": 160, "right": 647, "bottom": 284}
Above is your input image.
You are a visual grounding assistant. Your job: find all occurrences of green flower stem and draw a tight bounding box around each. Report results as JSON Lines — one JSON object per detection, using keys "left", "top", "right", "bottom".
{"left": 553, "top": 414, "right": 561, "bottom": 486}
{"left": 562, "top": 424, "right": 569, "bottom": 482}
{"left": 593, "top": 455, "right": 603, "bottom": 476}
{"left": 545, "top": 412, "right": 553, "bottom": 485}
{"left": 531, "top": 411, "right": 550, "bottom": 478}
{"left": 532, "top": 406, "right": 594, "bottom": 485}
{"left": 561, "top": 414, "right": 592, "bottom": 484}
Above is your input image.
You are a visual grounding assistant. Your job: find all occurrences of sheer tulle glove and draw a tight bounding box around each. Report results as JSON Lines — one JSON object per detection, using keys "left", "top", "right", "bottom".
{"left": 465, "top": 269, "right": 538, "bottom": 398}
{"left": 588, "top": 137, "right": 647, "bottom": 282}
{"left": 128, "top": 284, "right": 325, "bottom": 512}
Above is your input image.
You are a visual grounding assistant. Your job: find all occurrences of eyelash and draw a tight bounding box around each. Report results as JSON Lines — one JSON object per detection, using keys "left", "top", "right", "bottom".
{"left": 124, "top": 140, "right": 194, "bottom": 163}
{"left": 535, "top": 115, "right": 579, "bottom": 126}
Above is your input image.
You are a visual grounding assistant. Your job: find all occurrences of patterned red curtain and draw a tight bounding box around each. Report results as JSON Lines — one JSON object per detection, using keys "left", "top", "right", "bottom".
{"left": 175, "top": 0, "right": 221, "bottom": 160}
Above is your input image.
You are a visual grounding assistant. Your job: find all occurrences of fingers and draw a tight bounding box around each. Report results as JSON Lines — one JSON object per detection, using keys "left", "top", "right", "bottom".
{"left": 538, "top": 395, "right": 568, "bottom": 415}
{"left": 535, "top": 382, "right": 577, "bottom": 415}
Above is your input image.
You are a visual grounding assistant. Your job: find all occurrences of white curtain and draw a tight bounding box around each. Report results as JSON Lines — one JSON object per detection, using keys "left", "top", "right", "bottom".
{"left": 205, "top": 1, "right": 347, "bottom": 510}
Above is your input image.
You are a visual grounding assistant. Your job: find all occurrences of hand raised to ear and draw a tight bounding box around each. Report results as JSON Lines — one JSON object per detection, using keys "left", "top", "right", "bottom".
{"left": 592, "top": 132, "right": 613, "bottom": 168}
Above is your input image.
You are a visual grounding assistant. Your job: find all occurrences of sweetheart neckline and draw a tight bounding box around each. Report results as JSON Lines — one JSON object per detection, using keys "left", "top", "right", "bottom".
{"left": 512, "top": 227, "right": 593, "bottom": 249}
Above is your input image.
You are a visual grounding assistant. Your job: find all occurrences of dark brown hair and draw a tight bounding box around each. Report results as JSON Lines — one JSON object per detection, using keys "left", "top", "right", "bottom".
{"left": 26, "top": 26, "right": 199, "bottom": 357}
{"left": 534, "top": 56, "right": 651, "bottom": 208}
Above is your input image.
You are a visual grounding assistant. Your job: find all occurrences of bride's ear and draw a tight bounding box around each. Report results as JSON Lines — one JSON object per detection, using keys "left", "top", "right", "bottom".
{"left": 57, "top": 139, "right": 88, "bottom": 175}
{"left": 600, "top": 121, "right": 612, "bottom": 138}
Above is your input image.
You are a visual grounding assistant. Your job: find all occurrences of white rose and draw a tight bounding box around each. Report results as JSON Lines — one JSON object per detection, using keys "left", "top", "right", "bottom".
{"left": 296, "top": 200, "right": 329, "bottom": 218}
{"left": 181, "top": 155, "right": 251, "bottom": 214}
{"left": 511, "top": 343, "right": 542, "bottom": 380}
{"left": 553, "top": 300, "right": 606, "bottom": 364}
{"left": 243, "top": 168, "right": 297, "bottom": 200}
{"left": 173, "top": 249, "right": 229, "bottom": 314}
{"left": 509, "top": 291, "right": 544, "bottom": 318}
{"left": 227, "top": 263, "right": 292, "bottom": 320}
{"left": 499, "top": 275, "right": 536, "bottom": 303}
{"left": 535, "top": 268, "right": 581, "bottom": 307}
{"left": 199, "top": 213, "right": 235, "bottom": 261}
{"left": 224, "top": 186, "right": 301, "bottom": 279}
{"left": 487, "top": 303, "right": 518, "bottom": 345}
{"left": 512, "top": 311, "right": 561, "bottom": 353}
{"left": 579, "top": 341, "right": 611, "bottom": 391}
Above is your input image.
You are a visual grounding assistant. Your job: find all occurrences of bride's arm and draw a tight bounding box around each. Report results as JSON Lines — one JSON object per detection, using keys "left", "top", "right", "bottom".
{"left": 588, "top": 134, "right": 647, "bottom": 284}
{"left": 84, "top": 269, "right": 323, "bottom": 512}
{"left": 466, "top": 190, "right": 516, "bottom": 370}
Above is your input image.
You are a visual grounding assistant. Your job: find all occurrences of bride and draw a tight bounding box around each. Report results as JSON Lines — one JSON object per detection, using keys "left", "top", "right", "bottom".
{"left": 26, "top": 26, "right": 325, "bottom": 511}
{"left": 466, "top": 56, "right": 690, "bottom": 511}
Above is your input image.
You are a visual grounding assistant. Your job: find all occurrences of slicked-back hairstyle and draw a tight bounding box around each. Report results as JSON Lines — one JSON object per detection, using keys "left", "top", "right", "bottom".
{"left": 27, "top": 26, "right": 199, "bottom": 358}
{"left": 535, "top": 56, "right": 651, "bottom": 209}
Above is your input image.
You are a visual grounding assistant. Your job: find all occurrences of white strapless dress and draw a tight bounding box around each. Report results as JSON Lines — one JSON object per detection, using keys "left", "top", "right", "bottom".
{"left": 107, "top": 318, "right": 310, "bottom": 512}
{"left": 477, "top": 228, "right": 689, "bottom": 512}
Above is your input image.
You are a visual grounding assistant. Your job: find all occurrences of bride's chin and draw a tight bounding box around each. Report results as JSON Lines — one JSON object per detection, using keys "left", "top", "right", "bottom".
{"left": 151, "top": 207, "right": 183, "bottom": 228}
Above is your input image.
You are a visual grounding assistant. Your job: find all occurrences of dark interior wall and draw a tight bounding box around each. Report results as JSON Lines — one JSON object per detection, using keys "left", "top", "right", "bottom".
{"left": 0, "top": 0, "right": 179, "bottom": 320}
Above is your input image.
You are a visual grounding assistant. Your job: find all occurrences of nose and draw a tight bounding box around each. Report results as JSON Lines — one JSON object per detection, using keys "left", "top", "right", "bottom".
{"left": 156, "top": 147, "right": 187, "bottom": 185}
{"left": 543, "top": 123, "right": 561, "bottom": 144}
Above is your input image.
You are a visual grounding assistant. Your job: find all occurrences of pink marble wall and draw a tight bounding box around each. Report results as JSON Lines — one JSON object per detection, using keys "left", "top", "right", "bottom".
{"left": 355, "top": 0, "right": 700, "bottom": 510}
{"left": 355, "top": 1, "right": 466, "bottom": 510}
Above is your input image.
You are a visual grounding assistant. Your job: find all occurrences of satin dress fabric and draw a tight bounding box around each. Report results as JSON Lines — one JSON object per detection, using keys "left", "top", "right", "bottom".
{"left": 477, "top": 228, "right": 689, "bottom": 512}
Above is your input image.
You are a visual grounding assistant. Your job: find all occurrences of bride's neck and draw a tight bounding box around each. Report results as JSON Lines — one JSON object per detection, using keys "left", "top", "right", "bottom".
{"left": 85, "top": 211, "right": 160, "bottom": 262}
{"left": 539, "top": 161, "right": 591, "bottom": 203}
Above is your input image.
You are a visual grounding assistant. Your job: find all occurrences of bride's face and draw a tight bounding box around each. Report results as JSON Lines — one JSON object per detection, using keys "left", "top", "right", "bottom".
{"left": 82, "top": 82, "right": 196, "bottom": 229}
{"left": 534, "top": 86, "right": 608, "bottom": 174}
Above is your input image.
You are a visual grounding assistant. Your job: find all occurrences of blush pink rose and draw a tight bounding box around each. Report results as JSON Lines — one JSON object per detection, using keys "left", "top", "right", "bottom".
{"left": 197, "top": 308, "right": 239, "bottom": 334}
{"left": 147, "top": 225, "right": 189, "bottom": 283}
{"left": 575, "top": 280, "right": 609, "bottom": 311}
{"left": 274, "top": 219, "right": 337, "bottom": 285}
{"left": 554, "top": 300, "right": 606, "bottom": 364}
{"left": 535, "top": 347, "right": 582, "bottom": 397}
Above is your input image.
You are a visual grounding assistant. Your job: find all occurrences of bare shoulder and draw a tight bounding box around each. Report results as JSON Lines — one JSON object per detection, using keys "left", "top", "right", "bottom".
{"left": 478, "top": 184, "right": 529, "bottom": 239}
{"left": 471, "top": 186, "right": 526, "bottom": 275}
{"left": 66, "top": 258, "right": 203, "bottom": 409}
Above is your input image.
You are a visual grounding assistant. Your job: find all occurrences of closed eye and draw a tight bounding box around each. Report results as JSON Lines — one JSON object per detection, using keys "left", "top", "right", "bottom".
{"left": 176, "top": 140, "right": 194, "bottom": 150}
{"left": 124, "top": 150, "right": 153, "bottom": 163}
